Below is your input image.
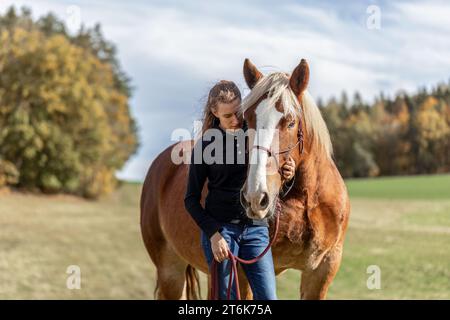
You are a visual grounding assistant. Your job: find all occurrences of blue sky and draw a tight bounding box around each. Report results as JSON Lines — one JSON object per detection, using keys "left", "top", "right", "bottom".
{"left": 1, "top": 0, "right": 450, "bottom": 181}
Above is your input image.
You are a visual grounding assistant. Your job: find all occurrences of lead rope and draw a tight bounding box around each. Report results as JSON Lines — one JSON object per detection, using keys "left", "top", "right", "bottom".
{"left": 209, "top": 199, "right": 281, "bottom": 300}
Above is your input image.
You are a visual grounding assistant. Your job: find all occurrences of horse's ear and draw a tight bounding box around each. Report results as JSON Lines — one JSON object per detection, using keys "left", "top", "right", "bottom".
{"left": 289, "top": 59, "right": 310, "bottom": 97}
{"left": 243, "top": 58, "right": 263, "bottom": 89}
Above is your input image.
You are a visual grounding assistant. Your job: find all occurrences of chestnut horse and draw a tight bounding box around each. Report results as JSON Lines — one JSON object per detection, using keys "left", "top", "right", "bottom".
{"left": 140, "top": 58, "right": 350, "bottom": 300}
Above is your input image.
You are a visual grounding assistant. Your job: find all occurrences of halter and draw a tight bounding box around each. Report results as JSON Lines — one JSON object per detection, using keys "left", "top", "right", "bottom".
{"left": 251, "top": 120, "right": 304, "bottom": 179}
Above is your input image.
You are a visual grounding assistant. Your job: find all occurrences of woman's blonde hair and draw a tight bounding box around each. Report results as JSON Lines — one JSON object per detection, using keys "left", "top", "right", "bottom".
{"left": 201, "top": 80, "right": 241, "bottom": 135}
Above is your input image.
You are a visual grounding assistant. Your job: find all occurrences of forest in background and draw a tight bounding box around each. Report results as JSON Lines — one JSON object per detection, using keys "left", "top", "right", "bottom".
{"left": 319, "top": 84, "right": 449, "bottom": 178}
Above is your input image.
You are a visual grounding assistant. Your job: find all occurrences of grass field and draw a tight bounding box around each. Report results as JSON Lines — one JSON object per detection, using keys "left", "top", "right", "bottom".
{"left": 0, "top": 174, "right": 449, "bottom": 299}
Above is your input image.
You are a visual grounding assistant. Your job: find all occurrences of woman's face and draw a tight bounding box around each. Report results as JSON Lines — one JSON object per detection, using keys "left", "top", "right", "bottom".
{"left": 212, "top": 99, "right": 242, "bottom": 131}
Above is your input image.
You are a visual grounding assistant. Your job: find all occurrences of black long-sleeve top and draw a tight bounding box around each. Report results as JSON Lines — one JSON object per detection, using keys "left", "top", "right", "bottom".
{"left": 184, "top": 119, "right": 268, "bottom": 239}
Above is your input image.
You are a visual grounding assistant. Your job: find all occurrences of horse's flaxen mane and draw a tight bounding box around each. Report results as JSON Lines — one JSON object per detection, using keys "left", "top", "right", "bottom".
{"left": 239, "top": 72, "right": 333, "bottom": 159}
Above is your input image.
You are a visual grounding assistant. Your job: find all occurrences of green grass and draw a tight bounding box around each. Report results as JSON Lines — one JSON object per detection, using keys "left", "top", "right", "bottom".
{"left": 277, "top": 197, "right": 450, "bottom": 299}
{"left": 345, "top": 174, "right": 450, "bottom": 200}
{"left": 0, "top": 174, "right": 449, "bottom": 299}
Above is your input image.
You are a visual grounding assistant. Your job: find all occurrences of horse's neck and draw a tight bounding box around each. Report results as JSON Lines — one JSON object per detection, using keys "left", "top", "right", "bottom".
{"left": 291, "top": 149, "right": 329, "bottom": 209}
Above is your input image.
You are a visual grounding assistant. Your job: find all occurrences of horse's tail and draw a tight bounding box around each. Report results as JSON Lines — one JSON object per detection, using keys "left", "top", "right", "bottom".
{"left": 185, "top": 264, "right": 202, "bottom": 300}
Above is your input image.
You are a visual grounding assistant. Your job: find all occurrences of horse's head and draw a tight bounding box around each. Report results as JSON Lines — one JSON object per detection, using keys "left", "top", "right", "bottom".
{"left": 239, "top": 58, "right": 310, "bottom": 220}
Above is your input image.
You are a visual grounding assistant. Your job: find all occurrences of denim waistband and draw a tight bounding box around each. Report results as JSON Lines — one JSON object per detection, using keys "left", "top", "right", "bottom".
{"left": 228, "top": 217, "right": 268, "bottom": 226}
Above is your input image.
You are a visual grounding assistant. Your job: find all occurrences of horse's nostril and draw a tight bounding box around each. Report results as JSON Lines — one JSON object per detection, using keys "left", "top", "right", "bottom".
{"left": 240, "top": 190, "right": 249, "bottom": 208}
{"left": 259, "top": 192, "right": 269, "bottom": 209}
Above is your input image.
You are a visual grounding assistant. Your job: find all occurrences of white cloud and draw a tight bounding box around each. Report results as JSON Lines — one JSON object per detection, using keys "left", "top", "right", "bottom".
{"left": 393, "top": 1, "right": 450, "bottom": 33}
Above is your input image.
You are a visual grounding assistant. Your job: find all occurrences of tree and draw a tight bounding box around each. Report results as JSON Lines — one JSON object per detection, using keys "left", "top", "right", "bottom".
{"left": 0, "top": 7, "right": 138, "bottom": 198}
{"left": 411, "top": 97, "right": 449, "bottom": 173}
{"left": 321, "top": 83, "right": 449, "bottom": 178}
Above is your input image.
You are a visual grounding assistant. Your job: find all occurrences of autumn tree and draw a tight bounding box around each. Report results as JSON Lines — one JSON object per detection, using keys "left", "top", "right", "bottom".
{"left": 322, "top": 84, "right": 449, "bottom": 178}
{"left": 0, "top": 7, "right": 138, "bottom": 198}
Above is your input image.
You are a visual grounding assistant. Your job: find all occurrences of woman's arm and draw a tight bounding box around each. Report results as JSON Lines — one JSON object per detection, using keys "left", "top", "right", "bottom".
{"left": 184, "top": 140, "right": 223, "bottom": 239}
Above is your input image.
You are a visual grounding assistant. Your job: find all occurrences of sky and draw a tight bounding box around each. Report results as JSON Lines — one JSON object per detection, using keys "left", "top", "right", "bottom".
{"left": 1, "top": 0, "right": 450, "bottom": 182}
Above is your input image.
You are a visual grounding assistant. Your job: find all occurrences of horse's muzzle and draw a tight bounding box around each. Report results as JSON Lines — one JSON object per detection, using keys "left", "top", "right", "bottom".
{"left": 240, "top": 189, "right": 272, "bottom": 220}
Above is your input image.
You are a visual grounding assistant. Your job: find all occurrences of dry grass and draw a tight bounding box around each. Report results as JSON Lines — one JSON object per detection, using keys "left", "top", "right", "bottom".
{"left": 0, "top": 185, "right": 153, "bottom": 299}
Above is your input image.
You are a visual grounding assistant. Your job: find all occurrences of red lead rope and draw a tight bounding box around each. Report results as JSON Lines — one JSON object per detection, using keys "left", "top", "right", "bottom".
{"left": 209, "top": 200, "right": 282, "bottom": 300}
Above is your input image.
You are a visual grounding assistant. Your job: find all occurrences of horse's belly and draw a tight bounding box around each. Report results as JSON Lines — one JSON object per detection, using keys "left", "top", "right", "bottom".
{"left": 159, "top": 198, "right": 210, "bottom": 273}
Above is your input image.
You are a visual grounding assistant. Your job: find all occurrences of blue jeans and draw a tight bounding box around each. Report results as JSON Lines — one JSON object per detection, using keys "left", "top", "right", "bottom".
{"left": 201, "top": 222, "right": 277, "bottom": 300}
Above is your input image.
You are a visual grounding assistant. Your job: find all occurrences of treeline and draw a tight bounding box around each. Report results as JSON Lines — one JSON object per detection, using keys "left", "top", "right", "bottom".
{"left": 319, "top": 86, "right": 450, "bottom": 178}
{"left": 0, "top": 7, "right": 138, "bottom": 198}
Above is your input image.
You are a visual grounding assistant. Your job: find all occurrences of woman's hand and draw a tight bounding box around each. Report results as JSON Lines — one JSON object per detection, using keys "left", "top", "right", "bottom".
{"left": 281, "top": 156, "right": 295, "bottom": 181}
{"left": 210, "top": 231, "right": 230, "bottom": 263}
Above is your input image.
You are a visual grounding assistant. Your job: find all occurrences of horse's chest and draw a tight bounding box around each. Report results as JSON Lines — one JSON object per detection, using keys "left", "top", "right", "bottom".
{"left": 270, "top": 203, "right": 314, "bottom": 268}
{"left": 279, "top": 203, "right": 311, "bottom": 242}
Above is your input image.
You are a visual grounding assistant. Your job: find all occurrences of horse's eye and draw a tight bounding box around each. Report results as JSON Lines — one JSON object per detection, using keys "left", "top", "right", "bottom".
{"left": 288, "top": 120, "right": 295, "bottom": 128}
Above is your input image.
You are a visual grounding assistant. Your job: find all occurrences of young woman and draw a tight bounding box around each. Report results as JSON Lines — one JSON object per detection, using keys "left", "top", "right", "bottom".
{"left": 184, "top": 80, "right": 295, "bottom": 300}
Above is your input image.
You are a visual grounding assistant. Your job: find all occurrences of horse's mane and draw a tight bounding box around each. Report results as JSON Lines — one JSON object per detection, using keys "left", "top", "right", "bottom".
{"left": 239, "top": 72, "right": 333, "bottom": 159}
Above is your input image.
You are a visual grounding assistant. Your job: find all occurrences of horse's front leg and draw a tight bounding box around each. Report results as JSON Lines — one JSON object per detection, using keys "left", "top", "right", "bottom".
{"left": 300, "top": 204, "right": 344, "bottom": 300}
{"left": 300, "top": 243, "right": 343, "bottom": 299}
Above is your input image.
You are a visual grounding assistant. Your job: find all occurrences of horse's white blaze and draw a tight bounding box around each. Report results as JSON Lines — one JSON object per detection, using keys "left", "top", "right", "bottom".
{"left": 247, "top": 98, "right": 283, "bottom": 197}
